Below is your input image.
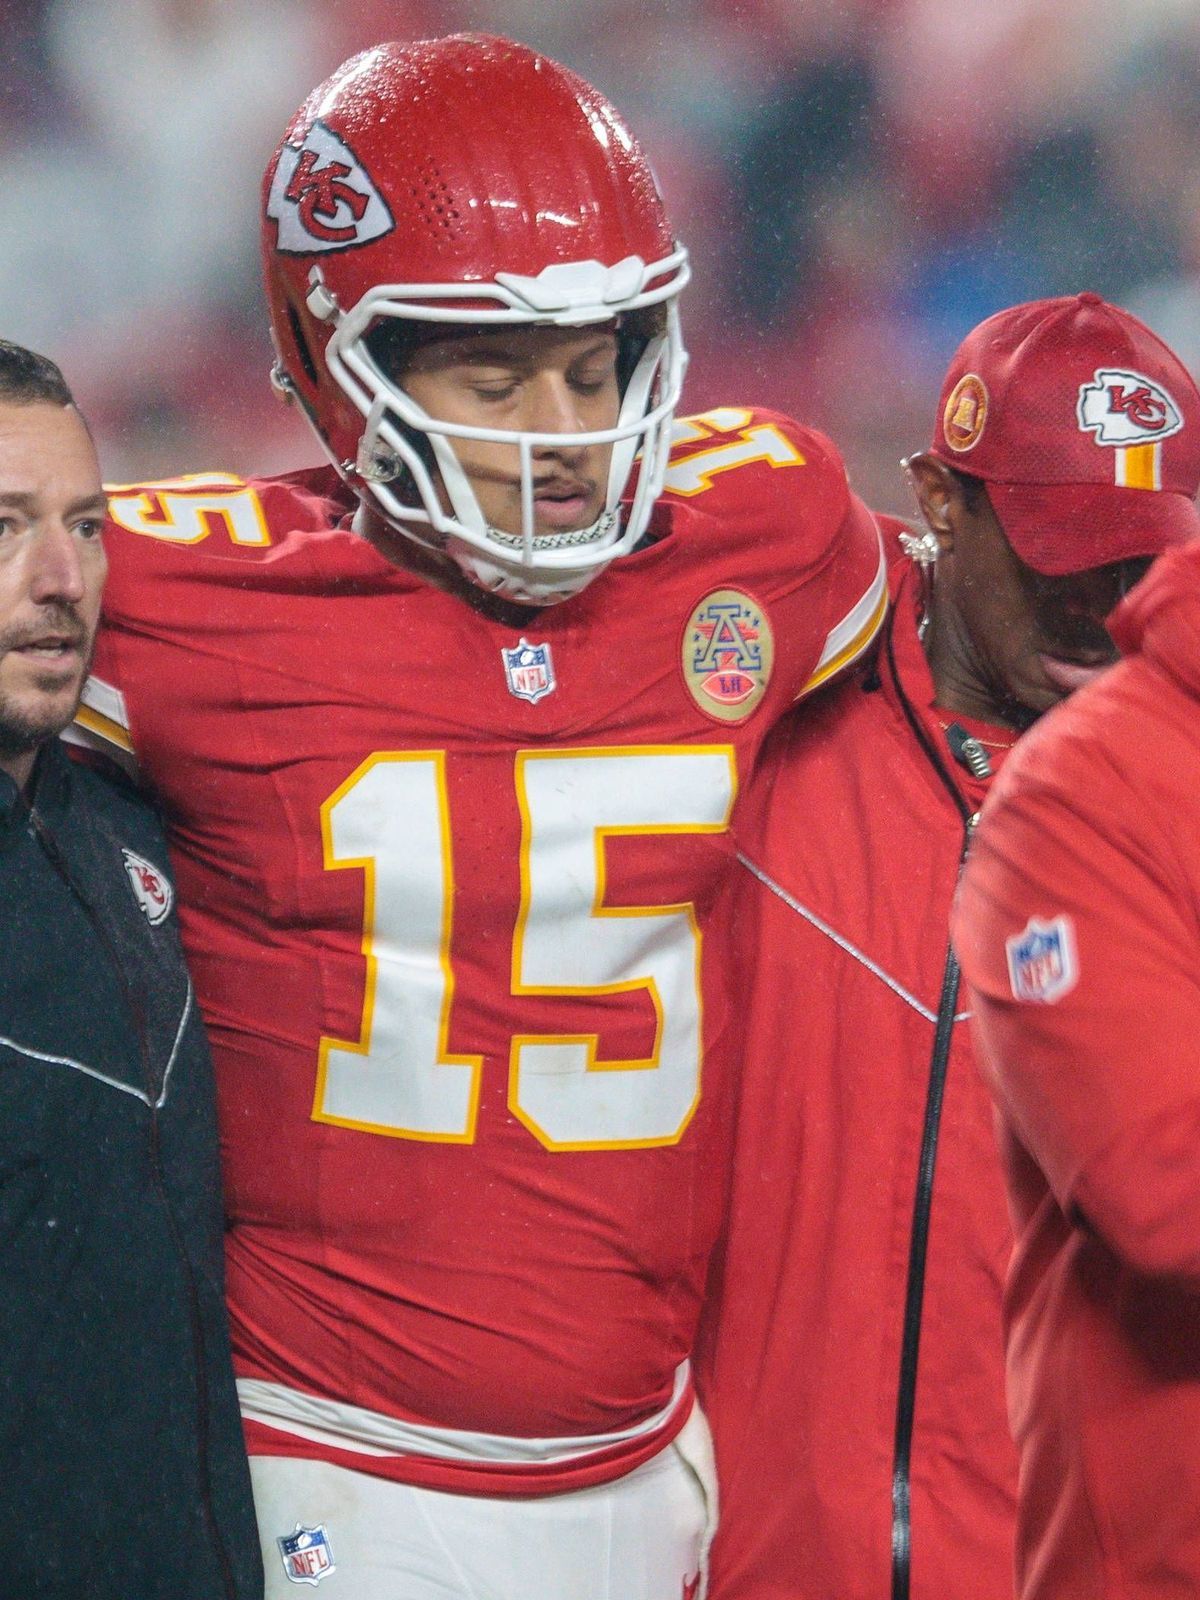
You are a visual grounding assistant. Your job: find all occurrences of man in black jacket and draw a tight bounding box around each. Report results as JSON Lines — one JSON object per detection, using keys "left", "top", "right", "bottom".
{"left": 0, "top": 341, "right": 262, "bottom": 1598}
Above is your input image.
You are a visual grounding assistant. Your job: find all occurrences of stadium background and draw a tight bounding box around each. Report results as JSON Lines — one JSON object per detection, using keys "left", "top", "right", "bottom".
{"left": 1, "top": 0, "right": 1197, "bottom": 520}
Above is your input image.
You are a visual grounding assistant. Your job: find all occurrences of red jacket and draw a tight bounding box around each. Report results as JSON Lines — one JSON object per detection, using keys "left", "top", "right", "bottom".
{"left": 954, "top": 541, "right": 1200, "bottom": 1600}
{"left": 697, "top": 563, "right": 1018, "bottom": 1600}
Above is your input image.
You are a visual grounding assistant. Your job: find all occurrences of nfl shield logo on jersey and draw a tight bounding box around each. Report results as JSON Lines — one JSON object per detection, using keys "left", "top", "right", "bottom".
{"left": 502, "top": 637, "right": 556, "bottom": 704}
{"left": 121, "top": 848, "right": 173, "bottom": 926}
{"left": 277, "top": 1524, "right": 336, "bottom": 1586}
{"left": 1005, "top": 914, "right": 1079, "bottom": 1003}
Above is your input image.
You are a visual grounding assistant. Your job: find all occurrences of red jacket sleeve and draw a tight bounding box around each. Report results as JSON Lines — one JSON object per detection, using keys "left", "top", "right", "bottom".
{"left": 953, "top": 738, "right": 1200, "bottom": 1286}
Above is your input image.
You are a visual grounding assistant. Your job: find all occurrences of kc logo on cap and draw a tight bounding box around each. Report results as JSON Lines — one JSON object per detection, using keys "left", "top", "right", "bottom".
{"left": 1077, "top": 367, "right": 1185, "bottom": 492}
{"left": 1077, "top": 369, "right": 1184, "bottom": 447}
{"left": 927, "top": 291, "right": 1200, "bottom": 574}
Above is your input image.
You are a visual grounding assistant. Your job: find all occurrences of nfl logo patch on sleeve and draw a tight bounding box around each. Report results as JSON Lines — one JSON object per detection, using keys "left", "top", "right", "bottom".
{"left": 277, "top": 1523, "right": 336, "bottom": 1586}
{"left": 1005, "top": 914, "right": 1078, "bottom": 1003}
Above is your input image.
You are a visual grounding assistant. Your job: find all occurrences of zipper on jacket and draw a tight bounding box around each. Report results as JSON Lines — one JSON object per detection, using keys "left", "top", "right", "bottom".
{"left": 30, "top": 801, "right": 241, "bottom": 1599}
{"left": 882, "top": 614, "right": 979, "bottom": 1600}
{"left": 889, "top": 836, "right": 971, "bottom": 1600}
{"left": 147, "top": 1104, "right": 241, "bottom": 1600}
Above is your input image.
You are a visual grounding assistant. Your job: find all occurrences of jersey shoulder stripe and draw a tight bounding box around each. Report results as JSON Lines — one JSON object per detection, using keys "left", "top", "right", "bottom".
{"left": 798, "top": 534, "right": 888, "bottom": 699}
{"left": 66, "top": 674, "right": 139, "bottom": 777}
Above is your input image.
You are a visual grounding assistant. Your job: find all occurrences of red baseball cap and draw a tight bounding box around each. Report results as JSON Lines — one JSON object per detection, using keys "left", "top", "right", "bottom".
{"left": 929, "top": 291, "right": 1200, "bottom": 575}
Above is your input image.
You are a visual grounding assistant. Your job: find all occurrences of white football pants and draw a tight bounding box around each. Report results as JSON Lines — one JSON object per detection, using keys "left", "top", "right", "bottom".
{"left": 251, "top": 1405, "right": 716, "bottom": 1600}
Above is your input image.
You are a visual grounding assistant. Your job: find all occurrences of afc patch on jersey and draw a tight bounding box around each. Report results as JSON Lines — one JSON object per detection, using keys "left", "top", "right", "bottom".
{"left": 1005, "top": 914, "right": 1078, "bottom": 1004}
{"left": 267, "top": 119, "right": 395, "bottom": 255}
{"left": 502, "top": 637, "right": 557, "bottom": 704}
{"left": 277, "top": 1523, "right": 336, "bottom": 1586}
{"left": 121, "top": 848, "right": 173, "bottom": 926}
{"left": 681, "top": 588, "right": 774, "bottom": 723}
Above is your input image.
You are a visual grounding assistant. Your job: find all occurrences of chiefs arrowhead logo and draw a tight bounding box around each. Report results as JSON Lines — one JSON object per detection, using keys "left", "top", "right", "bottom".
{"left": 266, "top": 120, "right": 394, "bottom": 255}
{"left": 1077, "top": 367, "right": 1183, "bottom": 446}
{"left": 121, "top": 848, "right": 173, "bottom": 926}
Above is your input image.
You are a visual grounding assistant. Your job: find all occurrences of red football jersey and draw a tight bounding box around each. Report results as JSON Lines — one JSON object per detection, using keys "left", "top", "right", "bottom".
{"left": 77, "top": 408, "right": 885, "bottom": 1495}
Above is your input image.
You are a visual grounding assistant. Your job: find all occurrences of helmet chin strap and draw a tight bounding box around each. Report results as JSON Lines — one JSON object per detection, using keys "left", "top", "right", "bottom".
{"left": 318, "top": 280, "right": 687, "bottom": 605}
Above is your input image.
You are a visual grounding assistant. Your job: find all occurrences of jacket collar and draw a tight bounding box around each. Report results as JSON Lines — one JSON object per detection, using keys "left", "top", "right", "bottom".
{"left": 1109, "top": 541, "right": 1200, "bottom": 699}
{"left": 0, "top": 737, "right": 73, "bottom": 845}
{"left": 878, "top": 561, "right": 1015, "bottom": 814}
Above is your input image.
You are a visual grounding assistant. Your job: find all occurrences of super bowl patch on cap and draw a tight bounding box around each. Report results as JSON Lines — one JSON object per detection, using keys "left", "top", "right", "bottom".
{"left": 681, "top": 588, "right": 774, "bottom": 723}
{"left": 943, "top": 374, "right": 988, "bottom": 452}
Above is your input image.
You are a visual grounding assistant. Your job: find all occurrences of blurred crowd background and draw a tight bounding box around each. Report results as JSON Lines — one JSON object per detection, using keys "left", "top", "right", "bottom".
{"left": 2, "top": 0, "right": 1198, "bottom": 517}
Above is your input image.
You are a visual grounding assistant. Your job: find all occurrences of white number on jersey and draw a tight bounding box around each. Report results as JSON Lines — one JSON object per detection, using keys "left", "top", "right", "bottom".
{"left": 316, "top": 747, "right": 736, "bottom": 1151}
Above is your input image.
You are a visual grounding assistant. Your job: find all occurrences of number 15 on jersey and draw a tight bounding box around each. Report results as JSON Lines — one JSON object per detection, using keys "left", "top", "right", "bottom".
{"left": 316, "top": 745, "right": 737, "bottom": 1153}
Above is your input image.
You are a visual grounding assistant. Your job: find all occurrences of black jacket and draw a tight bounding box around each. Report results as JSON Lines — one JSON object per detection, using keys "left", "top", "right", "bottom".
{"left": 0, "top": 740, "right": 262, "bottom": 1599}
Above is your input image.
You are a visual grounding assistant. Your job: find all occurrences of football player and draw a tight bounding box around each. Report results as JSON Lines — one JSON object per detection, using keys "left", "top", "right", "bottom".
{"left": 72, "top": 34, "right": 886, "bottom": 1600}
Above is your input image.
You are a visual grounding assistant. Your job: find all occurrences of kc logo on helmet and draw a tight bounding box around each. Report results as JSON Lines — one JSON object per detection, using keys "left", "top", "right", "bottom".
{"left": 1005, "top": 914, "right": 1078, "bottom": 1004}
{"left": 267, "top": 120, "right": 394, "bottom": 255}
{"left": 1077, "top": 368, "right": 1183, "bottom": 446}
{"left": 121, "top": 848, "right": 172, "bottom": 926}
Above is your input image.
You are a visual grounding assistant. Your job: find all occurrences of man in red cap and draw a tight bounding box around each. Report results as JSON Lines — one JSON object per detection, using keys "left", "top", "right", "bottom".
{"left": 953, "top": 377, "right": 1200, "bottom": 1591}
{"left": 696, "top": 291, "right": 1200, "bottom": 1600}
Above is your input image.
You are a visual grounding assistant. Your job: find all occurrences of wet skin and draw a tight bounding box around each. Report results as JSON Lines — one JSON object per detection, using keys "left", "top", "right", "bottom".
{"left": 906, "top": 452, "right": 1151, "bottom": 731}
{"left": 0, "top": 400, "right": 107, "bottom": 789}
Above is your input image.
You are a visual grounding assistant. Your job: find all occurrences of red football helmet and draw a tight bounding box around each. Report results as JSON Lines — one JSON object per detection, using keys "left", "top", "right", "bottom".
{"left": 261, "top": 33, "right": 690, "bottom": 604}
